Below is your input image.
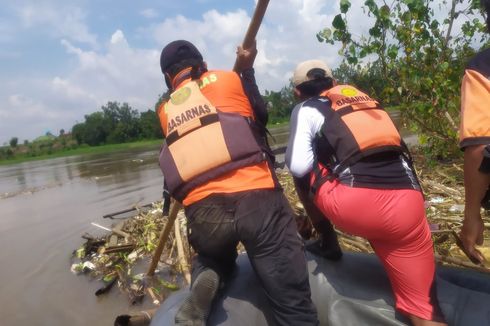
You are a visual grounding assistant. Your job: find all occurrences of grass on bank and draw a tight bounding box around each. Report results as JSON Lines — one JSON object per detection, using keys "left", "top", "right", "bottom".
{"left": 0, "top": 122, "right": 293, "bottom": 167}
{"left": 0, "top": 139, "right": 163, "bottom": 166}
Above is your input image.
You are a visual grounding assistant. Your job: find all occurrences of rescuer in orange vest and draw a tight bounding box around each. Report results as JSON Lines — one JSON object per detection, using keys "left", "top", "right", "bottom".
{"left": 157, "top": 40, "right": 318, "bottom": 326}
{"left": 458, "top": 0, "right": 490, "bottom": 265}
{"left": 285, "top": 60, "right": 446, "bottom": 326}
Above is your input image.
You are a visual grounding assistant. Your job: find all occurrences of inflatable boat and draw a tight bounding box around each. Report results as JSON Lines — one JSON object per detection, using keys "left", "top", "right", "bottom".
{"left": 150, "top": 251, "right": 490, "bottom": 325}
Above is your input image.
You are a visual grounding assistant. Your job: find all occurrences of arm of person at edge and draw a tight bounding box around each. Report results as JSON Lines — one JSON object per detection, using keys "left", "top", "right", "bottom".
{"left": 460, "top": 144, "right": 490, "bottom": 263}
{"left": 285, "top": 103, "right": 325, "bottom": 177}
{"left": 235, "top": 41, "right": 268, "bottom": 126}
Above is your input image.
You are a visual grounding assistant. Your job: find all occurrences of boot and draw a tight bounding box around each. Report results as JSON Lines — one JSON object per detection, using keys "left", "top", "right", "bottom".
{"left": 175, "top": 269, "right": 220, "bottom": 326}
{"left": 305, "top": 237, "right": 343, "bottom": 261}
{"left": 306, "top": 220, "right": 343, "bottom": 261}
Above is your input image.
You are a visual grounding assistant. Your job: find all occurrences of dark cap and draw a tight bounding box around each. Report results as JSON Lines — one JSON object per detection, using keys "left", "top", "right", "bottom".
{"left": 160, "top": 40, "right": 203, "bottom": 74}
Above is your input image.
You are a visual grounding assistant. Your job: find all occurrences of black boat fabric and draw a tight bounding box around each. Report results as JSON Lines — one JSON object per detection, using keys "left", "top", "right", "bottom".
{"left": 150, "top": 252, "right": 490, "bottom": 326}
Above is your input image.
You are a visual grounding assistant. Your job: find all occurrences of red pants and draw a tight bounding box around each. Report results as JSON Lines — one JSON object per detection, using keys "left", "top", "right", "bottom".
{"left": 314, "top": 178, "right": 438, "bottom": 320}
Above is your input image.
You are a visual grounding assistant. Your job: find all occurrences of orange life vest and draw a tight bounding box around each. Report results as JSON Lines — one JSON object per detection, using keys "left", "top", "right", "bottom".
{"left": 157, "top": 70, "right": 275, "bottom": 204}
{"left": 316, "top": 85, "right": 405, "bottom": 174}
{"left": 459, "top": 48, "right": 490, "bottom": 148}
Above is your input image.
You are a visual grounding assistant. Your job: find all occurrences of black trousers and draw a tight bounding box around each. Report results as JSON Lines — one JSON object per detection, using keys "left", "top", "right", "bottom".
{"left": 185, "top": 189, "right": 319, "bottom": 326}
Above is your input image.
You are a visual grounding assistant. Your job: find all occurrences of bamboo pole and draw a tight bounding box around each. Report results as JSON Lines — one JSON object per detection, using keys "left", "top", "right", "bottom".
{"left": 232, "top": 0, "right": 270, "bottom": 72}
{"left": 146, "top": 201, "right": 182, "bottom": 277}
{"left": 174, "top": 216, "right": 192, "bottom": 284}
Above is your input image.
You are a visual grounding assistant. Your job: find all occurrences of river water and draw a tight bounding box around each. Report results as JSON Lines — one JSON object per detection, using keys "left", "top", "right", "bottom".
{"left": 0, "top": 147, "right": 164, "bottom": 326}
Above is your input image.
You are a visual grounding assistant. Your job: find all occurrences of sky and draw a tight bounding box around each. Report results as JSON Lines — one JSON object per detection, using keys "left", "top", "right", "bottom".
{"left": 0, "top": 0, "right": 484, "bottom": 144}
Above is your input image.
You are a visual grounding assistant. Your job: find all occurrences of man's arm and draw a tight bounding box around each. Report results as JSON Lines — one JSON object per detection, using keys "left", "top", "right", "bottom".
{"left": 241, "top": 68, "right": 268, "bottom": 126}
{"left": 234, "top": 41, "right": 268, "bottom": 125}
{"left": 460, "top": 144, "right": 490, "bottom": 263}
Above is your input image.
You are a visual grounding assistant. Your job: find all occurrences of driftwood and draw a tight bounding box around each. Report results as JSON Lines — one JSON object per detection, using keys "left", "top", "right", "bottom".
{"left": 146, "top": 287, "right": 160, "bottom": 305}
{"left": 103, "top": 203, "right": 154, "bottom": 219}
{"left": 422, "top": 179, "right": 463, "bottom": 198}
{"left": 435, "top": 254, "right": 490, "bottom": 274}
{"left": 100, "top": 244, "right": 136, "bottom": 254}
{"left": 95, "top": 275, "right": 118, "bottom": 296}
{"left": 91, "top": 222, "right": 131, "bottom": 239}
{"left": 335, "top": 231, "right": 372, "bottom": 253}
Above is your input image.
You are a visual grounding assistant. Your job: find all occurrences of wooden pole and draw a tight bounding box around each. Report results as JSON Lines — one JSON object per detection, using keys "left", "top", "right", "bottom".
{"left": 233, "top": 0, "right": 270, "bottom": 72}
{"left": 174, "top": 216, "right": 192, "bottom": 284}
{"left": 146, "top": 201, "right": 182, "bottom": 277}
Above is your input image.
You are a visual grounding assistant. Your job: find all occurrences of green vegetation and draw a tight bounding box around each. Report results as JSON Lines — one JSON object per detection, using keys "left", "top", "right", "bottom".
{"left": 71, "top": 101, "right": 162, "bottom": 146}
{"left": 317, "top": 0, "right": 489, "bottom": 159}
{"left": 1, "top": 101, "right": 163, "bottom": 164}
{"left": 263, "top": 83, "right": 296, "bottom": 124}
{"left": 0, "top": 139, "right": 162, "bottom": 166}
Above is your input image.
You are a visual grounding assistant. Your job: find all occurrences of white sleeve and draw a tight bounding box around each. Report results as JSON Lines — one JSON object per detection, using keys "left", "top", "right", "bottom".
{"left": 285, "top": 103, "right": 325, "bottom": 177}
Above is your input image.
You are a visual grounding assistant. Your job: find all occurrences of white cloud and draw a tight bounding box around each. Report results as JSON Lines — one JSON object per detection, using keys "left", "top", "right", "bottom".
{"left": 110, "top": 30, "right": 128, "bottom": 46}
{"left": 17, "top": 3, "right": 97, "bottom": 46}
{"left": 140, "top": 8, "right": 158, "bottom": 19}
{"left": 57, "top": 35, "right": 163, "bottom": 113}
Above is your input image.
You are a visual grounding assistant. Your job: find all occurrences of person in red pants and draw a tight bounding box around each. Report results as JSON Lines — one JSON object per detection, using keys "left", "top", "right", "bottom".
{"left": 285, "top": 59, "right": 446, "bottom": 326}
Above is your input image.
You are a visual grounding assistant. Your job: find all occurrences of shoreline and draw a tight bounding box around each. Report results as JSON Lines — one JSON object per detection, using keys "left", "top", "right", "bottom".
{"left": 0, "top": 139, "right": 163, "bottom": 166}
{"left": 0, "top": 123, "right": 291, "bottom": 167}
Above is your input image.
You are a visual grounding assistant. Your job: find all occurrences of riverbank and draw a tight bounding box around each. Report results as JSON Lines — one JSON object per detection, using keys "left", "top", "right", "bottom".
{"left": 0, "top": 122, "right": 292, "bottom": 166}
{"left": 0, "top": 139, "right": 163, "bottom": 166}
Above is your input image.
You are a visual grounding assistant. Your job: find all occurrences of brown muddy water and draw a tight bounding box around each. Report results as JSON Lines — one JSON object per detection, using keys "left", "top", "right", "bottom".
{"left": 0, "top": 147, "right": 163, "bottom": 326}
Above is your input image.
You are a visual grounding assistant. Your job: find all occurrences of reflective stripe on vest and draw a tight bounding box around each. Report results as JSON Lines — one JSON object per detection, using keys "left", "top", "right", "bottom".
{"left": 159, "top": 81, "right": 265, "bottom": 201}
{"left": 318, "top": 85, "right": 404, "bottom": 173}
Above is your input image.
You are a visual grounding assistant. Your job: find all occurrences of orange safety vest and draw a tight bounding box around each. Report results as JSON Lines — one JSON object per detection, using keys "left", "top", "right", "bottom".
{"left": 157, "top": 70, "right": 275, "bottom": 205}
{"left": 316, "top": 85, "right": 405, "bottom": 174}
{"left": 459, "top": 48, "right": 490, "bottom": 149}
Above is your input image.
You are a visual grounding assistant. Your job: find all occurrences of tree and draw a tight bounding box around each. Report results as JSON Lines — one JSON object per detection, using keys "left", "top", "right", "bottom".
{"left": 9, "top": 137, "right": 18, "bottom": 148}
{"left": 102, "top": 102, "right": 141, "bottom": 143}
{"left": 139, "top": 109, "right": 163, "bottom": 139}
{"left": 73, "top": 112, "right": 110, "bottom": 146}
{"left": 263, "top": 83, "right": 296, "bottom": 124}
{"left": 318, "top": 0, "right": 488, "bottom": 158}
{"left": 333, "top": 62, "right": 391, "bottom": 101}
